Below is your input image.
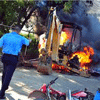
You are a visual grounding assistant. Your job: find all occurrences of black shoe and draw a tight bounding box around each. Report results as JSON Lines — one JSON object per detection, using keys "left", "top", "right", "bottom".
{"left": 0, "top": 91, "right": 5, "bottom": 99}
{"left": 0, "top": 95, "right": 6, "bottom": 99}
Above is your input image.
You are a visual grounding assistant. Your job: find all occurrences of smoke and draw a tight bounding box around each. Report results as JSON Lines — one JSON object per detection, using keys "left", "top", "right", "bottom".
{"left": 57, "top": 1, "right": 100, "bottom": 51}
{"left": 37, "top": 0, "right": 100, "bottom": 54}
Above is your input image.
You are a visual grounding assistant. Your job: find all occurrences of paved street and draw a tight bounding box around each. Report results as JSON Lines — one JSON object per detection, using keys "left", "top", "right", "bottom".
{"left": 0, "top": 65, "right": 100, "bottom": 100}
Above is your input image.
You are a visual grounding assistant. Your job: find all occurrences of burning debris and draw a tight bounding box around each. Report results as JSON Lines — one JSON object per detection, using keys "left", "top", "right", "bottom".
{"left": 70, "top": 46, "right": 94, "bottom": 70}
{"left": 52, "top": 64, "right": 70, "bottom": 73}
{"left": 52, "top": 46, "right": 95, "bottom": 77}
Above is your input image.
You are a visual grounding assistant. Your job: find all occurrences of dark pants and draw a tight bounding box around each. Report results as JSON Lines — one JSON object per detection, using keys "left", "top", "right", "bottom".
{"left": 0, "top": 54, "right": 18, "bottom": 96}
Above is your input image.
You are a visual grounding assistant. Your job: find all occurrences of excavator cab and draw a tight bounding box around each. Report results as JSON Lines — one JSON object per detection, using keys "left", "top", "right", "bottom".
{"left": 59, "top": 22, "right": 82, "bottom": 57}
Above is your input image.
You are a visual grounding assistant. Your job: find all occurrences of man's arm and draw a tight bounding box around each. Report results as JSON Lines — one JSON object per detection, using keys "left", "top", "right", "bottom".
{"left": 0, "top": 36, "right": 4, "bottom": 48}
{"left": 22, "top": 37, "right": 29, "bottom": 46}
{"left": 22, "top": 36, "right": 33, "bottom": 46}
{"left": 29, "top": 39, "right": 32, "bottom": 43}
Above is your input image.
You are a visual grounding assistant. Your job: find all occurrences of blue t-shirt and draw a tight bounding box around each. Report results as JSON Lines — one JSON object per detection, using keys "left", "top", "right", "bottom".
{"left": 0, "top": 32, "right": 29, "bottom": 55}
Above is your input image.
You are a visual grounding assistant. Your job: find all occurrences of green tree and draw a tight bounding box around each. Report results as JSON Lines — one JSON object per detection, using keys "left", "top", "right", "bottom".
{"left": 63, "top": 0, "right": 73, "bottom": 12}
{"left": 0, "top": 0, "right": 35, "bottom": 35}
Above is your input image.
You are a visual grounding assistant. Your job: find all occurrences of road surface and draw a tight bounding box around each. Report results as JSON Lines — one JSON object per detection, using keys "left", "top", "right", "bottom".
{"left": 0, "top": 65, "right": 100, "bottom": 100}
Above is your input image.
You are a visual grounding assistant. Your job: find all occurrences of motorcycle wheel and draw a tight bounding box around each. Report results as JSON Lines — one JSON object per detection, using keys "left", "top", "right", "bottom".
{"left": 28, "top": 90, "right": 47, "bottom": 100}
{"left": 80, "top": 92, "right": 94, "bottom": 100}
{"left": 49, "top": 94, "right": 56, "bottom": 100}
{"left": 58, "top": 96, "right": 66, "bottom": 100}
{"left": 87, "top": 92, "right": 94, "bottom": 100}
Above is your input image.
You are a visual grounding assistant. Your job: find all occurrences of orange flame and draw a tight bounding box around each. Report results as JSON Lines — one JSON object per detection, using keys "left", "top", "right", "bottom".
{"left": 60, "top": 29, "right": 72, "bottom": 45}
{"left": 52, "top": 64, "right": 70, "bottom": 72}
{"left": 38, "top": 35, "right": 46, "bottom": 53}
{"left": 70, "top": 46, "right": 94, "bottom": 69}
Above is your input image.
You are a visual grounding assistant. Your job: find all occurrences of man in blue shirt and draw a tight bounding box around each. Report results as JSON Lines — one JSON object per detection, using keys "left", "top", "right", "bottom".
{"left": 0, "top": 26, "right": 30, "bottom": 99}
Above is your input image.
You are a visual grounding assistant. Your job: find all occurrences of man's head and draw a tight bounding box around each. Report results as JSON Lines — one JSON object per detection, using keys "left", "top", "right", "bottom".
{"left": 12, "top": 25, "right": 21, "bottom": 34}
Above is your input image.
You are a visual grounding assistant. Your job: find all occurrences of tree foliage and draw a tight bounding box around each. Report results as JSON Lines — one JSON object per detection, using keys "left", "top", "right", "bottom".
{"left": 47, "top": 0, "right": 73, "bottom": 12}
{"left": 0, "top": 0, "right": 35, "bottom": 34}
{"left": 63, "top": 0, "right": 73, "bottom": 12}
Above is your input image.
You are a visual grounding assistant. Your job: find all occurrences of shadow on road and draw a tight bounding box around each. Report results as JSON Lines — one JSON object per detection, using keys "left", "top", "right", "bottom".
{"left": 6, "top": 93, "right": 15, "bottom": 100}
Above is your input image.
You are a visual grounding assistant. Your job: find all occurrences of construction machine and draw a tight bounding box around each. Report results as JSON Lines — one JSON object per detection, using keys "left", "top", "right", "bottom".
{"left": 36, "top": 7, "right": 90, "bottom": 77}
{"left": 20, "top": 6, "right": 90, "bottom": 77}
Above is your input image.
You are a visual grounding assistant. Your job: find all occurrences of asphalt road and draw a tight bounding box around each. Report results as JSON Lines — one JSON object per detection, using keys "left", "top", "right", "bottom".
{"left": 0, "top": 65, "right": 100, "bottom": 100}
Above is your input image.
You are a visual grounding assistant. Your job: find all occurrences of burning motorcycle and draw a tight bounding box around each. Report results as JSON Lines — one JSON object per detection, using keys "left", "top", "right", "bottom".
{"left": 28, "top": 77, "right": 94, "bottom": 100}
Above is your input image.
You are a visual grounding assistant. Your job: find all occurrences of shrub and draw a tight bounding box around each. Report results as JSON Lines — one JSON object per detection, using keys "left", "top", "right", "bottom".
{"left": 20, "top": 33, "right": 39, "bottom": 59}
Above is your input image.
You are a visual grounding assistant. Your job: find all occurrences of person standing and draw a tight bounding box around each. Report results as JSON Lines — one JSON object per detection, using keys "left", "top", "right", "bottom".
{"left": 0, "top": 25, "right": 31, "bottom": 99}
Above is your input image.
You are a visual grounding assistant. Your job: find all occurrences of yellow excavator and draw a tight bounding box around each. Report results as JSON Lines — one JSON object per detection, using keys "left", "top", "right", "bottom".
{"left": 20, "top": 6, "right": 90, "bottom": 77}
{"left": 36, "top": 7, "right": 90, "bottom": 77}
